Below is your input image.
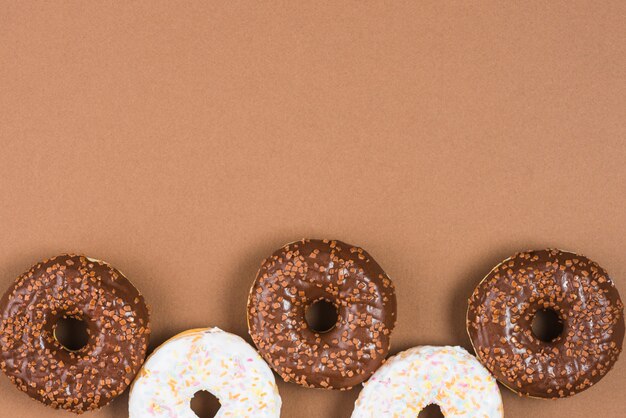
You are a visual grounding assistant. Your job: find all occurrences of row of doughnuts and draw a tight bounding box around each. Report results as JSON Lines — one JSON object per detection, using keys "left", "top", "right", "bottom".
{"left": 129, "top": 328, "right": 503, "bottom": 418}
{"left": 0, "top": 240, "right": 623, "bottom": 416}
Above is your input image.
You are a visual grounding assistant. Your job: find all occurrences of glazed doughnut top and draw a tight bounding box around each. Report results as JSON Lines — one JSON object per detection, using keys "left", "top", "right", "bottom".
{"left": 0, "top": 254, "right": 150, "bottom": 413}
{"left": 248, "top": 239, "right": 397, "bottom": 389}
{"left": 467, "top": 249, "right": 624, "bottom": 398}
{"left": 129, "top": 328, "right": 281, "bottom": 418}
{"left": 351, "top": 346, "right": 503, "bottom": 418}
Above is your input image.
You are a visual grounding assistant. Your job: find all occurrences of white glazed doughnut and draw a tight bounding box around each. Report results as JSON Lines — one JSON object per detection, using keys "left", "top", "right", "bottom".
{"left": 351, "top": 346, "right": 503, "bottom": 418}
{"left": 129, "top": 327, "right": 281, "bottom": 418}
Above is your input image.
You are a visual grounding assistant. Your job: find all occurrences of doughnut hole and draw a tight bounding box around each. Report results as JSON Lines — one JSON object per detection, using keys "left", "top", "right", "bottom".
{"left": 531, "top": 308, "right": 564, "bottom": 342}
{"left": 53, "top": 316, "right": 90, "bottom": 352}
{"left": 305, "top": 299, "right": 339, "bottom": 333}
{"left": 418, "top": 404, "right": 444, "bottom": 418}
{"left": 190, "top": 390, "right": 221, "bottom": 418}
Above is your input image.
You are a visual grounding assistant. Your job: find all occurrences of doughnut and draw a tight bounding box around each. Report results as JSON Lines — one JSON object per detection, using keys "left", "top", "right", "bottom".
{"left": 351, "top": 345, "right": 503, "bottom": 418}
{"left": 129, "top": 327, "right": 281, "bottom": 417}
{"left": 0, "top": 254, "right": 150, "bottom": 413}
{"left": 467, "top": 249, "right": 625, "bottom": 398}
{"left": 247, "top": 238, "right": 396, "bottom": 390}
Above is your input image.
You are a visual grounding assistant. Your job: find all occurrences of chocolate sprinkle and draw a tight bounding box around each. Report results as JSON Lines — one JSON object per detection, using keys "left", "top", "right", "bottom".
{"left": 247, "top": 239, "right": 397, "bottom": 390}
{"left": 467, "top": 249, "right": 624, "bottom": 398}
{"left": 0, "top": 255, "right": 150, "bottom": 413}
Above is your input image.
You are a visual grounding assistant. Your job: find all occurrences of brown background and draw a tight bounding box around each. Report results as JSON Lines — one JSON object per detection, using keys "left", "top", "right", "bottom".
{"left": 0, "top": 1, "right": 625, "bottom": 417}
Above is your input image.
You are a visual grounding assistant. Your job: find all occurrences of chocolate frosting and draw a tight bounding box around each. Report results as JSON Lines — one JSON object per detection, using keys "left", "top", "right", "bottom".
{"left": 247, "top": 239, "right": 397, "bottom": 390}
{"left": 0, "top": 255, "right": 150, "bottom": 413}
{"left": 467, "top": 249, "right": 624, "bottom": 398}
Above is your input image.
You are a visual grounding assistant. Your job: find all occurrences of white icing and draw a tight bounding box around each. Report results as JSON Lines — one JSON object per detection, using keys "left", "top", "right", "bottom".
{"left": 129, "top": 327, "right": 281, "bottom": 418}
{"left": 351, "top": 346, "right": 503, "bottom": 418}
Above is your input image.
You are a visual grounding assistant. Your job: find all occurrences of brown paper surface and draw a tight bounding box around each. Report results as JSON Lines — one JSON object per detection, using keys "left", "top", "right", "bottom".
{"left": 0, "top": 2, "right": 624, "bottom": 417}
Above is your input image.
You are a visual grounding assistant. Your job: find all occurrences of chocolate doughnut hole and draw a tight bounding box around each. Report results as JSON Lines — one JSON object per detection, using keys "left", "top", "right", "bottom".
{"left": 531, "top": 308, "right": 564, "bottom": 342}
{"left": 53, "top": 316, "right": 90, "bottom": 351}
{"left": 305, "top": 299, "right": 339, "bottom": 333}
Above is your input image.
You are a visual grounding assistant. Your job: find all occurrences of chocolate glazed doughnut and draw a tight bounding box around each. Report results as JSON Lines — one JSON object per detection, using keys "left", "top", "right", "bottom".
{"left": 247, "top": 239, "right": 397, "bottom": 390}
{"left": 467, "top": 249, "right": 624, "bottom": 398}
{"left": 0, "top": 255, "right": 150, "bottom": 413}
